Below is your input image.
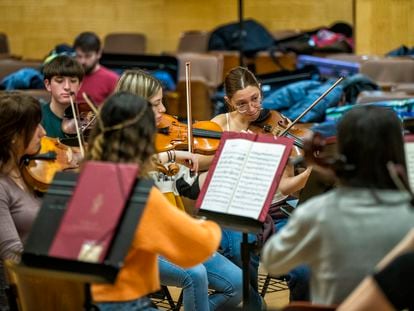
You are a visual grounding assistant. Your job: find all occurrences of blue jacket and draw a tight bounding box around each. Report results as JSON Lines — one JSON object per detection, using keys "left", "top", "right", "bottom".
{"left": 262, "top": 80, "right": 344, "bottom": 123}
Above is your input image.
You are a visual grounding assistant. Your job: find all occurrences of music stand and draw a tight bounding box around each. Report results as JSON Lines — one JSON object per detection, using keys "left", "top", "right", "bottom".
{"left": 198, "top": 211, "right": 262, "bottom": 309}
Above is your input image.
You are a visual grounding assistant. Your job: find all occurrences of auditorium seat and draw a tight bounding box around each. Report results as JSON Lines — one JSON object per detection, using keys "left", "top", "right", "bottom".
{"left": 0, "top": 32, "right": 10, "bottom": 54}
{"left": 4, "top": 260, "right": 88, "bottom": 311}
{"left": 103, "top": 33, "right": 147, "bottom": 55}
{"left": 177, "top": 30, "right": 210, "bottom": 53}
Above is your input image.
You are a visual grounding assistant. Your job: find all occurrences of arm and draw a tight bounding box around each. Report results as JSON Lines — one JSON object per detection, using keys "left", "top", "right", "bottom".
{"left": 337, "top": 277, "right": 396, "bottom": 311}
{"left": 261, "top": 204, "right": 319, "bottom": 275}
{"left": 0, "top": 184, "right": 23, "bottom": 261}
{"left": 278, "top": 164, "right": 312, "bottom": 196}
{"left": 136, "top": 186, "right": 221, "bottom": 268}
{"left": 376, "top": 228, "right": 414, "bottom": 269}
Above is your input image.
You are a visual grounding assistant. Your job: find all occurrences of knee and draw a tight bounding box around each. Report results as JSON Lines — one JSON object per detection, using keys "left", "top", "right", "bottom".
{"left": 182, "top": 264, "right": 208, "bottom": 287}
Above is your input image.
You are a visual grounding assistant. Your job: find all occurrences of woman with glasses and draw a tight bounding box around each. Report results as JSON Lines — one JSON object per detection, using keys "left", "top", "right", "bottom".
{"left": 176, "top": 66, "right": 312, "bottom": 305}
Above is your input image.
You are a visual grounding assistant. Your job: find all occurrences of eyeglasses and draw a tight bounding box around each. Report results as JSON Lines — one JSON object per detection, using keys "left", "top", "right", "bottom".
{"left": 235, "top": 96, "right": 262, "bottom": 114}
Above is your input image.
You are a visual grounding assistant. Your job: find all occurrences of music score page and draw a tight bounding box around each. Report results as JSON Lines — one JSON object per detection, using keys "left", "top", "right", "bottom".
{"left": 199, "top": 138, "right": 287, "bottom": 219}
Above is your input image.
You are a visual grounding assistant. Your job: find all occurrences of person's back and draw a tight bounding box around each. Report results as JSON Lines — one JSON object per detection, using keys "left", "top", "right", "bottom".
{"left": 85, "top": 92, "right": 221, "bottom": 310}
{"left": 262, "top": 105, "right": 414, "bottom": 305}
{"left": 286, "top": 187, "right": 414, "bottom": 304}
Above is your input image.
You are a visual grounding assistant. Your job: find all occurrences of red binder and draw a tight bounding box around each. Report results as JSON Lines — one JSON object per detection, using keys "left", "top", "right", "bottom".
{"left": 49, "top": 161, "right": 139, "bottom": 263}
{"left": 196, "top": 131, "right": 293, "bottom": 222}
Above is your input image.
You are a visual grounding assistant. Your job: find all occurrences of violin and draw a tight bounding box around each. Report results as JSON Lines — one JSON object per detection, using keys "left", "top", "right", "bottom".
{"left": 249, "top": 109, "right": 311, "bottom": 152}
{"left": 61, "top": 102, "right": 97, "bottom": 138}
{"left": 298, "top": 132, "right": 347, "bottom": 183}
{"left": 156, "top": 114, "right": 223, "bottom": 155}
{"left": 21, "top": 136, "right": 82, "bottom": 192}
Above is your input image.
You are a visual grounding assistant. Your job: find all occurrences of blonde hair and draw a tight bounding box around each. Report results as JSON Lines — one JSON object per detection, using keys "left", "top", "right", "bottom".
{"left": 116, "top": 69, "right": 162, "bottom": 100}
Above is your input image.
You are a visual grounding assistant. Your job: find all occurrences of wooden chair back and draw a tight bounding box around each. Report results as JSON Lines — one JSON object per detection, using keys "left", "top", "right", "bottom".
{"left": 4, "top": 260, "right": 87, "bottom": 311}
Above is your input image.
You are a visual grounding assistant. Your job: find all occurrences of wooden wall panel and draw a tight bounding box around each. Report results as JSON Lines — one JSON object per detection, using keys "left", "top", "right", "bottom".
{"left": 355, "top": 0, "right": 414, "bottom": 55}
{"left": 0, "top": 0, "right": 353, "bottom": 60}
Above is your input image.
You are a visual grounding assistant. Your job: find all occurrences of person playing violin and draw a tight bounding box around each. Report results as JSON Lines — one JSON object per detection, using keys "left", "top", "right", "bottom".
{"left": 177, "top": 66, "right": 312, "bottom": 303}
{"left": 114, "top": 69, "right": 244, "bottom": 311}
{"left": 84, "top": 91, "right": 221, "bottom": 310}
{"left": 0, "top": 93, "right": 46, "bottom": 309}
{"left": 41, "top": 55, "right": 84, "bottom": 139}
{"left": 261, "top": 105, "right": 414, "bottom": 305}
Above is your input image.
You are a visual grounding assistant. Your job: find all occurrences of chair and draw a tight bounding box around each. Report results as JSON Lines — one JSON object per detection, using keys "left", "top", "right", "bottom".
{"left": 0, "top": 32, "right": 10, "bottom": 54}
{"left": 103, "top": 33, "right": 147, "bottom": 55}
{"left": 149, "top": 285, "right": 183, "bottom": 310}
{"left": 259, "top": 273, "right": 289, "bottom": 297}
{"left": 177, "top": 31, "right": 210, "bottom": 53}
{"left": 4, "top": 260, "right": 89, "bottom": 311}
{"left": 282, "top": 301, "right": 337, "bottom": 311}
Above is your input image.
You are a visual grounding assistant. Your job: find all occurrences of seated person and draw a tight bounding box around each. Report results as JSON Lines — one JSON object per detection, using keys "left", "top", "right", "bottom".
{"left": 86, "top": 92, "right": 222, "bottom": 310}
{"left": 0, "top": 93, "right": 46, "bottom": 309}
{"left": 73, "top": 32, "right": 119, "bottom": 106}
{"left": 261, "top": 105, "right": 414, "bottom": 305}
{"left": 41, "top": 55, "right": 84, "bottom": 138}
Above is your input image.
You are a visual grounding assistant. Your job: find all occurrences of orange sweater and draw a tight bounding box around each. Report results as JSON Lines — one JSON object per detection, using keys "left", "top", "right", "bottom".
{"left": 92, "top": 186, "right": 221, "bottom": 302}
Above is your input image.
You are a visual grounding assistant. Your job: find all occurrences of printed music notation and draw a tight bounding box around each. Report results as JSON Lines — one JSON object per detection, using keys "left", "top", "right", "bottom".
{"left": 197, "top": 132, "right": 293, "bottom": 221}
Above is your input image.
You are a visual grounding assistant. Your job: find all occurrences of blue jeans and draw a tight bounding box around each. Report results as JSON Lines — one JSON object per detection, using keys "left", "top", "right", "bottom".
{"left": 274, "top": 218, "right": 310, "bottom": 301}
{"left": 219, "top": 229, "right": 262, "bottom": 309}
{"left": 97, "top": 296, "right": 158, "bottom": 311}
{"left": 159, "top": 252, "right": 243, "bottom": 311}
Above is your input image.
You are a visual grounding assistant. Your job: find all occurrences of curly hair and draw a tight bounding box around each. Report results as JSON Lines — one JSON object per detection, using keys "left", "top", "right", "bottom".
{"left": 86, "top": 92, "right": 155, "bottom": 175}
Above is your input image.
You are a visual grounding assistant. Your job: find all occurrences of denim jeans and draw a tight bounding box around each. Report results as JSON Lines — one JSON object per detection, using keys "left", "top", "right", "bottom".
{"left": 96, "top": 296, "right": 158, "bottom": 311}
{"left": 274, "top": 218, "right": 310, "bottom": 301}
{"left": 219, "top": 229, "right": 263, "bottom": 310}
{"left": 159, "top": 252, "right": 243, "bottom": 311}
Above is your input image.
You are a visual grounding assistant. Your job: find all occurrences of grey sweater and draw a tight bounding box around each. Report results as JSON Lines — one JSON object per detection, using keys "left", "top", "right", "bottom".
{"left": 261, "top": 187, "right": 414, "bottom": 305}
{"left": 0, "top": 175, "right": 40, "bottom": 260}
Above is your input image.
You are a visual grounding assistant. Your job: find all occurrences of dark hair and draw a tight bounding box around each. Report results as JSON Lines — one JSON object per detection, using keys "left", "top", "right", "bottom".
{"left": 224, "top": 66, "right": 261, "bottom": 99}
{"left": 42, "top": 55, "right": 84, "bottom": 81}
{"left": 73, "top": 32, "right": 101, "bottom": 53}
{"left": 86, "top": 92, "right": 155, "bottom": 174}
{"left": 0, "top": 93, "right": 42, "bottom": 171}
{"left": 337, "top": 105, "right": 405, "bottom": 189}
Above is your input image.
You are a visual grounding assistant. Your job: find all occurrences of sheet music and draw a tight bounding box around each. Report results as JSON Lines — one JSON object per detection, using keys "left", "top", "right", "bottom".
{"left": 200, "top": 138, "right": 286, "bottom": 218}
{"left": 404, "top": 141, "right": 414, "bottom": 190}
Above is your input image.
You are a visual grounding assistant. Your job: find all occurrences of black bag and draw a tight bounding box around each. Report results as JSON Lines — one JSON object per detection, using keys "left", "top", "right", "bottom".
{"left": 208, "top": 19, "right": 276, "bottom": 57}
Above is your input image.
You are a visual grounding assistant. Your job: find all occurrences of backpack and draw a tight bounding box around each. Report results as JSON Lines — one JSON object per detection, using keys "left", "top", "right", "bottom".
{"left": 208, "top": 19, "right": 276, "bottom": 57}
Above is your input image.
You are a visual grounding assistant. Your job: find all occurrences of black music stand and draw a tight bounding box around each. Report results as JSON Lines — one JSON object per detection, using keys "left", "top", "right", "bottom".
{"left": 198, "top": 210, "right": 262, "bottom": 309}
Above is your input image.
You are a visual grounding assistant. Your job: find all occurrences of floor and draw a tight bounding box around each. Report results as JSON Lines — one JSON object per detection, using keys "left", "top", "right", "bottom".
{"left": 151, "top": 271, "right": 290, "bottom": 310}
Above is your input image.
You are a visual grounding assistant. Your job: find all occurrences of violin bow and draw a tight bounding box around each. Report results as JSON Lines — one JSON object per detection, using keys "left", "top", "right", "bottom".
{"left": 185, "top": 62, "right": 194, "bottom": 155}
{"left": 81, "top": 92, "right": 99, "bottom": 133}
{"left": 279, "top": 76, "right": 344, "bottom": 137}
{"left": 68, "top": 91, "right": 85, "bottom": 158}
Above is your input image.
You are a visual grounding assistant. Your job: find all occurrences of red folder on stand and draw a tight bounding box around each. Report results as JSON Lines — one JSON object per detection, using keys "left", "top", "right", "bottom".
{"left": 48, "top": 161, "right": 139, "bottom": 263}
{"left": 196, "top": 131, "right": 292, "bottom": 226}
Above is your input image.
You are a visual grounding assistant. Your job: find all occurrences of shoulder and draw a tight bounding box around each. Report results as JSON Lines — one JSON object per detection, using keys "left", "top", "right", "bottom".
{"left": 211, "top": 113, "right": 227, "bottom": 130}
{"left": 0, "top": 177, "right": 13, "bottom": 205}
{"left": 98, "top": 66, "right": 120, "bottom": 79}
{"left": 41, "top": 102, "right": 51, "bottom": 112}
